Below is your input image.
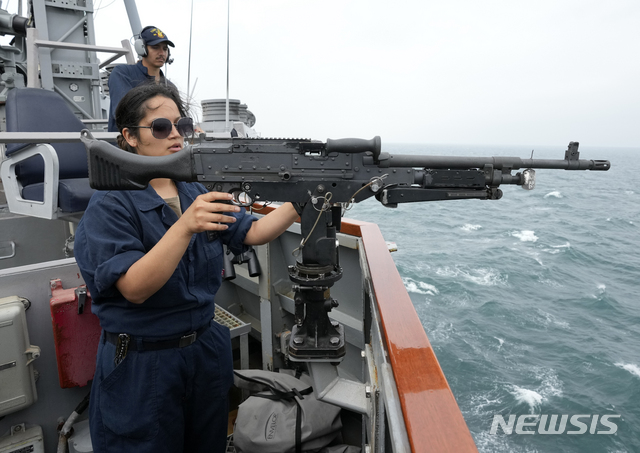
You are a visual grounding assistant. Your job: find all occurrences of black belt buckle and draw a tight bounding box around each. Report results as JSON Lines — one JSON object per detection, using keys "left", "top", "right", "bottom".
{"left": 179, "top": 332, "right": 197, "bottom": 348}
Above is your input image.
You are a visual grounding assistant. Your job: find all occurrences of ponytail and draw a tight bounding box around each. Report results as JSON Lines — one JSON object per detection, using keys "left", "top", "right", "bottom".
{"left": 116, "top": 134, "right": 136, "bottom": 153}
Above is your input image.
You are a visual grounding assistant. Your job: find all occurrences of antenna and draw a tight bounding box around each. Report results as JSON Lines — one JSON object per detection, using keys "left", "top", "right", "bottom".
{"left": 189, "top": 77, "right": 199, "bottom": 123}
{"left": 189, "top": 78, "right": 199, "bottom": 105}
{"left": 187, "top": 0, "right": 194, "bottom": 101}
{"left": 225, "top": 0, "right": 230, "bottom": 132}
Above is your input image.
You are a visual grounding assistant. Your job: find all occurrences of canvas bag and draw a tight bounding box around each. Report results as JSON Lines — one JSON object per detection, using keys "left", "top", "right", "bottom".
{"left": 233, "top": 369, "right": 342, "bottom": 453}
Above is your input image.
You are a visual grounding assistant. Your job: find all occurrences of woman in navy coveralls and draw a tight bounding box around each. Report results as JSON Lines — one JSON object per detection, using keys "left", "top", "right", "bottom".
{"left": 75, "top": 83, "right": 299, "bottom": 453}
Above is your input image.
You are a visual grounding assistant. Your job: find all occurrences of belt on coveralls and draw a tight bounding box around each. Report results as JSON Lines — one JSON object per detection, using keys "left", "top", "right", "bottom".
{"left": 104, "top": 321, "right": 211, "bottom": 352}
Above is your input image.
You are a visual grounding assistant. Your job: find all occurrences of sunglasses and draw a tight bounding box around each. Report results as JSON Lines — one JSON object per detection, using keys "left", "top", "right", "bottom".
{"left": 128, "top": 117, "right": 194, "bottom": 139}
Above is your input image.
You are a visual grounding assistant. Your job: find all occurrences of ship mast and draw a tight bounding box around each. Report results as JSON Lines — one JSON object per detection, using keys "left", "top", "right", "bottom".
{"left": 225, "top": 0, "right": 230, "bottom": 132}
{"left": 122, "top": 0, "right": 142, "bottom": 36}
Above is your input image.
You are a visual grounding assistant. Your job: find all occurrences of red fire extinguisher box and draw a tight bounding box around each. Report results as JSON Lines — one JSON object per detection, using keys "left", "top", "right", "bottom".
{"left": 50, "top": 279, "right": 101, "bottom": 388}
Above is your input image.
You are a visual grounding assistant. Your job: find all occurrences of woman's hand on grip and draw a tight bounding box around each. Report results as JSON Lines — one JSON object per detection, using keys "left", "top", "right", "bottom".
{"left": 178, "top": 191, "right": 241, "bottom": 236}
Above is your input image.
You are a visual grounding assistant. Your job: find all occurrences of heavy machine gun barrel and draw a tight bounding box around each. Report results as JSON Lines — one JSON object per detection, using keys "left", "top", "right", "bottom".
{"left": 379, "top": 154, "right": 610, "bottom": 170}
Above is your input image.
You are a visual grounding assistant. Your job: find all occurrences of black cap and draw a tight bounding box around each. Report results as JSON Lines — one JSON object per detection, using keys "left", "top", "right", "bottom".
{"left": 141, "top": 26, "right": 174, "bottom": 47}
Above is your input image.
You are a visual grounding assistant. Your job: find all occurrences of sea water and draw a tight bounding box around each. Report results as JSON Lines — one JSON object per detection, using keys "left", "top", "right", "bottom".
{"left": 346, "top": 143, "right": 639, "bottom": 452}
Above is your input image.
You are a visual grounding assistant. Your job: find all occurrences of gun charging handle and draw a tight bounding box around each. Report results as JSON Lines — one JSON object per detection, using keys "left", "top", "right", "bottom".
{"left": 326, "top": 136, "right": 381, "bottom": 160}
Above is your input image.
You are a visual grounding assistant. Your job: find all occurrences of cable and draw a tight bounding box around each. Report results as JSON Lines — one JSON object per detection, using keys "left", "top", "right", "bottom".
{"left": 292, "top": 193, "right": 332, "bottom": 257}
{"left": 250, "top": 201, "right": 272, "bottom": 213}
{"left": 343, "top": 175, "right": 388, "bottom": 211}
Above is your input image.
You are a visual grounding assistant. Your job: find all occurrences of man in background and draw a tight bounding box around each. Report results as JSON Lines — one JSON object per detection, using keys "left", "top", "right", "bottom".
{"left": 107, "top": 26, "right": 177, "bottom": 132}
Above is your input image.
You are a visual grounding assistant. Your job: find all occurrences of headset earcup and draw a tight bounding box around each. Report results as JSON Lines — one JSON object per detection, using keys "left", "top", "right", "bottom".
{"left": 134, "top": 37, "right": 147, "bottom": 57}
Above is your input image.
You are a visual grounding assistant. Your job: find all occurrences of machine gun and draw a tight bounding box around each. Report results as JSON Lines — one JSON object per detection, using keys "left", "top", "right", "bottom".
{"left": 80, "top": 131, "right": 610, "bottom": 362}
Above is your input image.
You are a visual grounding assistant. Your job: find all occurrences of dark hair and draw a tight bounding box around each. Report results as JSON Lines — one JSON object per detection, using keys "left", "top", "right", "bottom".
{"left": 115, "top": 82, "right": 187, "bottom": 153}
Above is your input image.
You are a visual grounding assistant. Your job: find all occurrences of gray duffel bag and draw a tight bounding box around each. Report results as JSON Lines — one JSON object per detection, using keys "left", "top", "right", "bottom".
{"left": 232, "top": 369, "right": 343, "bottom": 453}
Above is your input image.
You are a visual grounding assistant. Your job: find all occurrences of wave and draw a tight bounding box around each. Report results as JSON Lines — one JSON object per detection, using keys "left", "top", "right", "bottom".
{"left": 593, "top": 283, "right": 606, "bottom": 298}
{"left": 544, "top": 191, "right": 563, "bottom": 199}
{"left": 510, "top": 230, "right": 538, "bottom": 242}
{"left": 435, "top": 265, "right": 507, "bottom": 286}
{"left": 402, "top": 277, "right": 438, "bottom": 295}
{"left": 461, "top": 224, "right": 482, "bottom": 232}
{"left": 473, "top": 431, "right": 539, "bottom": 453}
{"left": 510, "top": 386, "right": 544, "bottom": 413}
{"left": 587, "top": 283, "right": 608, "bottom": 301}
{"left": 615, "top": 362, "right": 640, "bottom": 379}
{"left": 426, "top": 320, "right": 455, "bottom": 343}
{"left": 508, "top": 367, "right": 563, "bottom": 413}
{"left": 536, "top": 310, "right": 570, "bottom": 329}
{"left": 541, "top": 242, "right": 571, "bottom": 255}
{"left": 512, "top": 247, "right": 544, "bottom": 266}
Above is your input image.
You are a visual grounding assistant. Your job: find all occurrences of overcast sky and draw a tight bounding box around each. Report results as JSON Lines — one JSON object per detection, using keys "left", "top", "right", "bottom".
{"left": 88, "top": 0, "right": 639, "bottom": 148}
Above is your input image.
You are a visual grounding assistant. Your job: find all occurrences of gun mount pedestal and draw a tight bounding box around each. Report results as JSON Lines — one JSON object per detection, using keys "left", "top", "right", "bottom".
{"left": 287, "top": 201, "right": 346, "bottom": 362}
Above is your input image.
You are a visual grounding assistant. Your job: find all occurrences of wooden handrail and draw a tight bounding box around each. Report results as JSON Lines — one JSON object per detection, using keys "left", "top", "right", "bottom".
{"left": 356, "top": 221, "right": 478, "bottom": 452}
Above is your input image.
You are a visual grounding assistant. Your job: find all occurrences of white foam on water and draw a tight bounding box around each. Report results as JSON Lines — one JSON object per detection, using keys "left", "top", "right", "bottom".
{"left": 543, "top": 191, "right": 563, "bottom": 199}
{"left": 535, "top": 367, "right": 564, "bottom": 399}
{"left": 536, "top": 277, "right": 562, "bottom": 288}
{"left": 615, "top": 362, "right": 640, "bottom": 379}
{"left": 538, "top": 310, "right": 570, "bottom": 329}
{"left": 461, "top": 223, "right": 482, "bottom": 232}
{"left": 474, "top": 430, "right": 540, "bottom": 453}
{"left": 435, "top": 266, "right": 507, "bottom": 286}
{"left": 493, "top": 336, "right": 505, "bottom": 351}
{"left": 428, "top": 321, "right": 455, "bottom": 343}
{"left": 508, "top": 368, "right": 563, "bottom": 413}
{"left": 542, "top": 242, "right": 571, "bottom": 255}
{"left": 522, "top": 249, "right": 544, "bottom": 266}
{"left": 510, "top": 386, "right": 544, "bottom": 413}
{"left": 465, "top": 384, "right": 505, "bottom": 416}
{"left": 591, "top": 283, "right": 607, "bottom": 299}
{"left": 511, "top": 230, "right": 538, "bottom": 242}
{"left": 402, "top": 277, "right": 438, "bottom": 295}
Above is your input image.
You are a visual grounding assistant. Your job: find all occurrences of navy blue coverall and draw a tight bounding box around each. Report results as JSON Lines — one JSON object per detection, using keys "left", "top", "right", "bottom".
{"left": 75, "top": 181, "right": 256, "bottom": 453}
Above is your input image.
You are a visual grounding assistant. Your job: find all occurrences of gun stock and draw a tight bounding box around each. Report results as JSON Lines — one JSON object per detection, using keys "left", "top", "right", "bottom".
{"left": 80, "top": 130, "right": 196, "bottom": 190}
